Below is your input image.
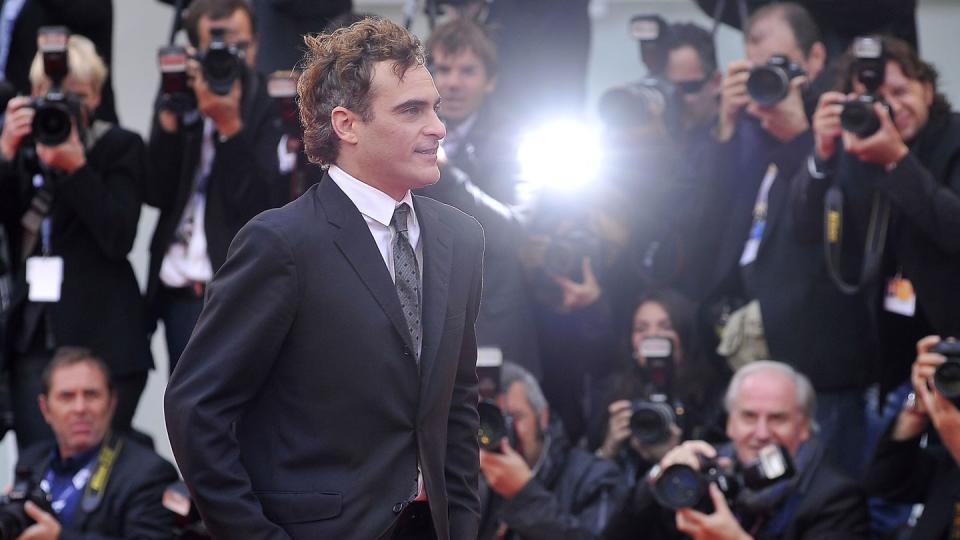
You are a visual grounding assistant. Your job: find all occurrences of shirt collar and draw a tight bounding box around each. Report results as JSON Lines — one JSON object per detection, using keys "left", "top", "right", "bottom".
{"left": 50, "top": 443, "right": 102, "bottom": 476}
{"left": 328, "top": 165, "right": 415, "bottom": 228}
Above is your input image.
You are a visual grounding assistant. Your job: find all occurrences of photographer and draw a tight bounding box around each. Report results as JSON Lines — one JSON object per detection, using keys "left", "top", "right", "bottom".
{"left": 694, "top": 2, "right": 874, "bottom": 477}
{"left": 0, "top": 33, "right": 151, "bottom": 452}
{"left": 863, "top": 335, "right": 960, "bottom": 539}
{"left": 12, "top": 347, "right": 177, "bottom": 540}
{"left": 798, "top": 35, "right": 960, "bottom": 401}
{"left": 589, "top": 291, "right": 726, "bottom": 484}
{"left": 604, "top": 361, "right": 869, "bottom": 540}
{"left": 146, "top": 0, "right": 280, "bottom": 372}
{"left": 479, "top": 363, "right": 626, "bottom": 540}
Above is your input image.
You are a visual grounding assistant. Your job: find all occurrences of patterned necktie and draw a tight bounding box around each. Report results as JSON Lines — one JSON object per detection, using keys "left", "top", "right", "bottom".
{"left": 391, "top": 203, "right": 421, "bottom": 360}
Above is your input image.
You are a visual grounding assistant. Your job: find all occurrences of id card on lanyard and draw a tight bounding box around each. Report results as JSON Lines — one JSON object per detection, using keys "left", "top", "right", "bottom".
{"left": 27, "top": 217, "right": 63, "bottom": 302}
{"left": 740, "top": 163, "right": 778, "bottom": 267}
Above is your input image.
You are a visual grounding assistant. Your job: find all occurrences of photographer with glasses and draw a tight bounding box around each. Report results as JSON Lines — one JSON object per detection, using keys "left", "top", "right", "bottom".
{"left": 146, "top": 0, "right": 281, "bottom": 373}
{"left": 0, "top": 33, "right": 151, "bottom": 452}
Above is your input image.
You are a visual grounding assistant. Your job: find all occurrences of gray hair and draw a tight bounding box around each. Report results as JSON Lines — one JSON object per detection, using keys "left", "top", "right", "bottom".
{"left": 501, "top": 362, "right": 548, "bottom": 418}
{"left": 724, "top": 360, "right": 816, "bottom": 420}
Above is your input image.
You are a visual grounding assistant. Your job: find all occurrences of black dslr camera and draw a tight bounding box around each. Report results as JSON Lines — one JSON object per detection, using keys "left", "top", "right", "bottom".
{"left": 267, "top": 71, "right": 301, "bottom": 139}
{"left": 0, "top": 467, "right": 55, "bottom": 540}
{"left": 475, "top": 349, "right": 517, "bottom": 452}
{"left": 652, "top": 444, "right": 795, "bottom": 513}
{"left": 196, "top": 27, "right": 245, "bottom": 96}
{"left": 840, "top": 36, "right": 890, "bottom": 138}
{"left": 630, "top": 337, "right": 685, "bottom": 445}
{"left": 29, "top": 26, "right": 82, "bottom": 146}
{"left": 932, "top": 339, "right": 960, "bottom": 407}
{"left": 746, "top": 55, "right": 805, "bottom": 107}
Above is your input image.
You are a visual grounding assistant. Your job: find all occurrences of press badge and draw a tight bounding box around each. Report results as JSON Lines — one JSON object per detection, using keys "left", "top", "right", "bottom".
{"left": 26, "top": 256, "right": 64, "bottom": 302}
{"left": 884, "top": 275, "right": 916, "bottom": 317}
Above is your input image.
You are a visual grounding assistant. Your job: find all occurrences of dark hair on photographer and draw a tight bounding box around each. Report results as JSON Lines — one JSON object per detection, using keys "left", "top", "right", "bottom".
{"left": 297, "top": 17, "right": 424, "bottom": 166}
{"left": 425, "top": 18, "right": 498, "bottom": 79}
{"left": 41, "top": 347, "right": 114, "bottom": 396}
{"left": 745, "top": 2, "right": 821, "bottom": 57}
{"left": 834, "top": 35, "right": 951, "bottom": 122}
{"left": 666, "top": 22, "right": 717, "bottom": 76}
{"left": 183, "top": 0, "right": 258, "bottom": 48}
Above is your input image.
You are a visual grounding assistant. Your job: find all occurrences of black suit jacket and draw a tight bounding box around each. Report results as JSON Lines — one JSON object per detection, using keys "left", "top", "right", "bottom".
{"left": 15, "top": 436, "right": 179, "bottom": 540}
{"left": 696, "top": 124, "right": 874, "bottom": 391}
{"left": 0, "top": 125, "right": 152, "bottom": 376}
{"left": 144, "top": 69, "right": 281, "bottom": 303}
{"left": 165, "top": 175, "right": 484, "bottom": 539}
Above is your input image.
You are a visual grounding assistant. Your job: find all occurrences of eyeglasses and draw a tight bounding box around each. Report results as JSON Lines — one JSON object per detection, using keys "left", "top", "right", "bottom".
{"left": 674, "top": 76, "right": 712, "bottom": 94}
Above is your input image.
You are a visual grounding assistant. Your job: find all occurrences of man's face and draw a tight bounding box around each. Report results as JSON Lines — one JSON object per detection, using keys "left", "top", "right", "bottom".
{"left": 665, "top": 45, "right": 719, "bottom": 131}
{"left": 497, "top": 381, "right": 547, "bottom": 467}
{"left": 347, "top": 62, "right": 446, "bottom": 198}
{"left": 198, "top": 9, "right": 257, "bottom": 68}
{"left": 726, "top": 370, "right": 810, "bottom": 464}
{"left": 431, "top": 48, "right": 495, "bottom": 125}
{"left": 39, "top": 362, "right": 116, "bottom": 459}
{"left": 745, "top": 15, "right": 820, "bottom": 80}
{"left": 853, "top": 60, "right": 933, "bottom": 142}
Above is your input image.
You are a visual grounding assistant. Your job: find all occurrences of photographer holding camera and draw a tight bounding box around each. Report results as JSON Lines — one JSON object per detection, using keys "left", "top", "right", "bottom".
{"left": 0, "top": 32, "right": 152, "bottom": 453}
{"left": 478, "top": 363, "right": 626, "bottom": 540}
{"left": 10, "top": 347, "right": 177, "bottom": 540}
{"left": 798, "top": 35, "right": 960, "bottom": 402}
{"left": 146, "top": 0, "right": 281, "bottom": 372}
{"left": 605, "top": 361, "right": 869, "bottom": 540}
{"left": 590, "top": 291, "right": 726, "bottom": 484}
{"left": 863, "top": 335, "right": 960, "bottom": 539}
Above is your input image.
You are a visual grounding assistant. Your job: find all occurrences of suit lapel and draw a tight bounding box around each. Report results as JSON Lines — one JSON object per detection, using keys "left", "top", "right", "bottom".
{"left": 414, "top": 196, "right": 453, "bottom": 387}
{"left": 320, "top": 177, "right": 417, "bottom": 354}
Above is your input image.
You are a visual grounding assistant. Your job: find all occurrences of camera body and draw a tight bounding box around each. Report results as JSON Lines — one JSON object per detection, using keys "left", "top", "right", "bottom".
{"left": 840, "top": 36, "right": 890, "bottom": 138}
{"left": 476, "top": 348, "right": 517, "bottom": 453}
{"left": 746, "top": 55, "right": 805, "bottom": 107}
{"left": 652, "top": 444, "right": 795, "bottom": 513}
{"left": 630, "top": 336, "right": 685, "bottom": 445}
{"left": 932, "top": 339, "right": 960, "bottom": 406}
{"left": 0, "top": 467, "right": 55, "bottom": 540}
{"left": 30, "top": 26, "right": 79, "bottom": 146}
{"left": 267, "top": 71, "right": 301, "bottom": 138}
{"left": 196, "top": 27, "right": 245, "bottom": 96}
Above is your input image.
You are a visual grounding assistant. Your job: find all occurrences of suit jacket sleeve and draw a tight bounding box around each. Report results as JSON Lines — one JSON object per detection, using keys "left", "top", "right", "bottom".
{"left": 446, "top": 218, "right": 484, "bottom": 539}
{"left": 164, "top": 217, "right": 299, "bottom": 540}
{"left": 863, "top": 425, "right": 939, "bottom": 503}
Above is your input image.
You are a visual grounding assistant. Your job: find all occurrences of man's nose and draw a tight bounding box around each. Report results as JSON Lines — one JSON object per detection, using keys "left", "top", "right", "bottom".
{"left": 426, "top": 110, "right": 446, "bottom": 140}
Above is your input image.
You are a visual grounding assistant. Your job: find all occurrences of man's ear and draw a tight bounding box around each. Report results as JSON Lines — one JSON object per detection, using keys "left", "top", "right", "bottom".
{"left": 330, "top": 106, "right": 360, "bottom": 145}
{"left": 539, "top": 404, "right": 550, "bottom": 432}
{"left": 805, "top": 42, "right": 827, "bottom": 80}
{"left": 38, "top": 394, "right": 51, "bottom": 425}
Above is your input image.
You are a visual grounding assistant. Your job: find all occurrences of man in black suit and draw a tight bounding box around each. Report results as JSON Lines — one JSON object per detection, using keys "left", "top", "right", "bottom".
{"left": 165, "top": 16, "right": 484, "bottom": 540}
{"left": 14, "top": 347, "right": 178, "bottom": 539}
{"left": 145, "top": 0, "right": 280, "bottom": 373}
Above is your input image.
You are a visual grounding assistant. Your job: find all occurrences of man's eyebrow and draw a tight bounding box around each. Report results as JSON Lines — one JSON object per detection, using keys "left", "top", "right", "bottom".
{"left": 392, "top": 97, "right": 442, "bottom": 112}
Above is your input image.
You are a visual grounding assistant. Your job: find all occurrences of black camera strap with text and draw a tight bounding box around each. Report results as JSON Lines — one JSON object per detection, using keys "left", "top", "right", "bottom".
{"left": 823, "top": 183, "right": 890, "bottom": 295}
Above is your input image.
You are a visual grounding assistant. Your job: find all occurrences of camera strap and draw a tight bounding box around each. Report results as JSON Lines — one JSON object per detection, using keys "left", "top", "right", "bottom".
{"left": 80, "top": 431, "right": 123, "bottom": 513}
{"left": 709, "top": 0, "right": 750, "bottom": 38}
{"left": 823, "top": 184, "right": 890, "bottom": 295}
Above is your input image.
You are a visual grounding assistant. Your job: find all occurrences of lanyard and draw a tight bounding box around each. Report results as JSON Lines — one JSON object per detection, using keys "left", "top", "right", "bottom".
{"left": 41, "top": 460, "right": 94, "bottom": 524}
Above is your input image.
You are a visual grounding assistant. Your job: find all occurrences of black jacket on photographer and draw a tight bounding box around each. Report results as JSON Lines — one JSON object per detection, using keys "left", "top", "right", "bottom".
{"left": 15, "top": 434, "right": 179, "bottom": 540}
{"left": 693, "top": 101, "right": 875, "bottom": 395}
{"left": 794, "top": 111, "right": 960, "bottom": 393}
{"left": 478, "top": 418, "right": 627, "bottom": 540}
{"left": 144, "top": 67, "right": 280, "bottom": 306}
{"left": 0, "top": 123, "right": 152, "bottom": 378}
{"left": 864, "top": 421, "right": 960, "bottom": 540}
{"left": 603, "top": 438, "right": 870, "bottom": 540}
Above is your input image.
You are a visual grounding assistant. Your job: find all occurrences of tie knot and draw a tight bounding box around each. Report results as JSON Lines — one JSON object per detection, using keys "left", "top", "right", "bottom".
{"left": 392, "top": 203, "right": 411, "bottom": 234}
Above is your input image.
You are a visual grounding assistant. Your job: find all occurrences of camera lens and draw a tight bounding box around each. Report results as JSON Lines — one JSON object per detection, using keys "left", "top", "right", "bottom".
{"left": 653, "top": 464, "right": 706, "bottom": 510}
{"left": 840, "top": 98, "right": 881, "bottom": 138}
{"left": 32, "top": 102, "right": 72, "bottom": 146}
{"left": 934, "top": 359, "right": 960, "bottom": 399}
{"left": 747, "top": 66, "right": 789, "bottom": 107}
{"left": 477, "top": 400, "right": 508, "bottom": 451}
{"left": 630, "top": 401, "right": 675, "bottom": 445}
{"left": 203, "top": 48, "right": 242, "bottom": 96}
